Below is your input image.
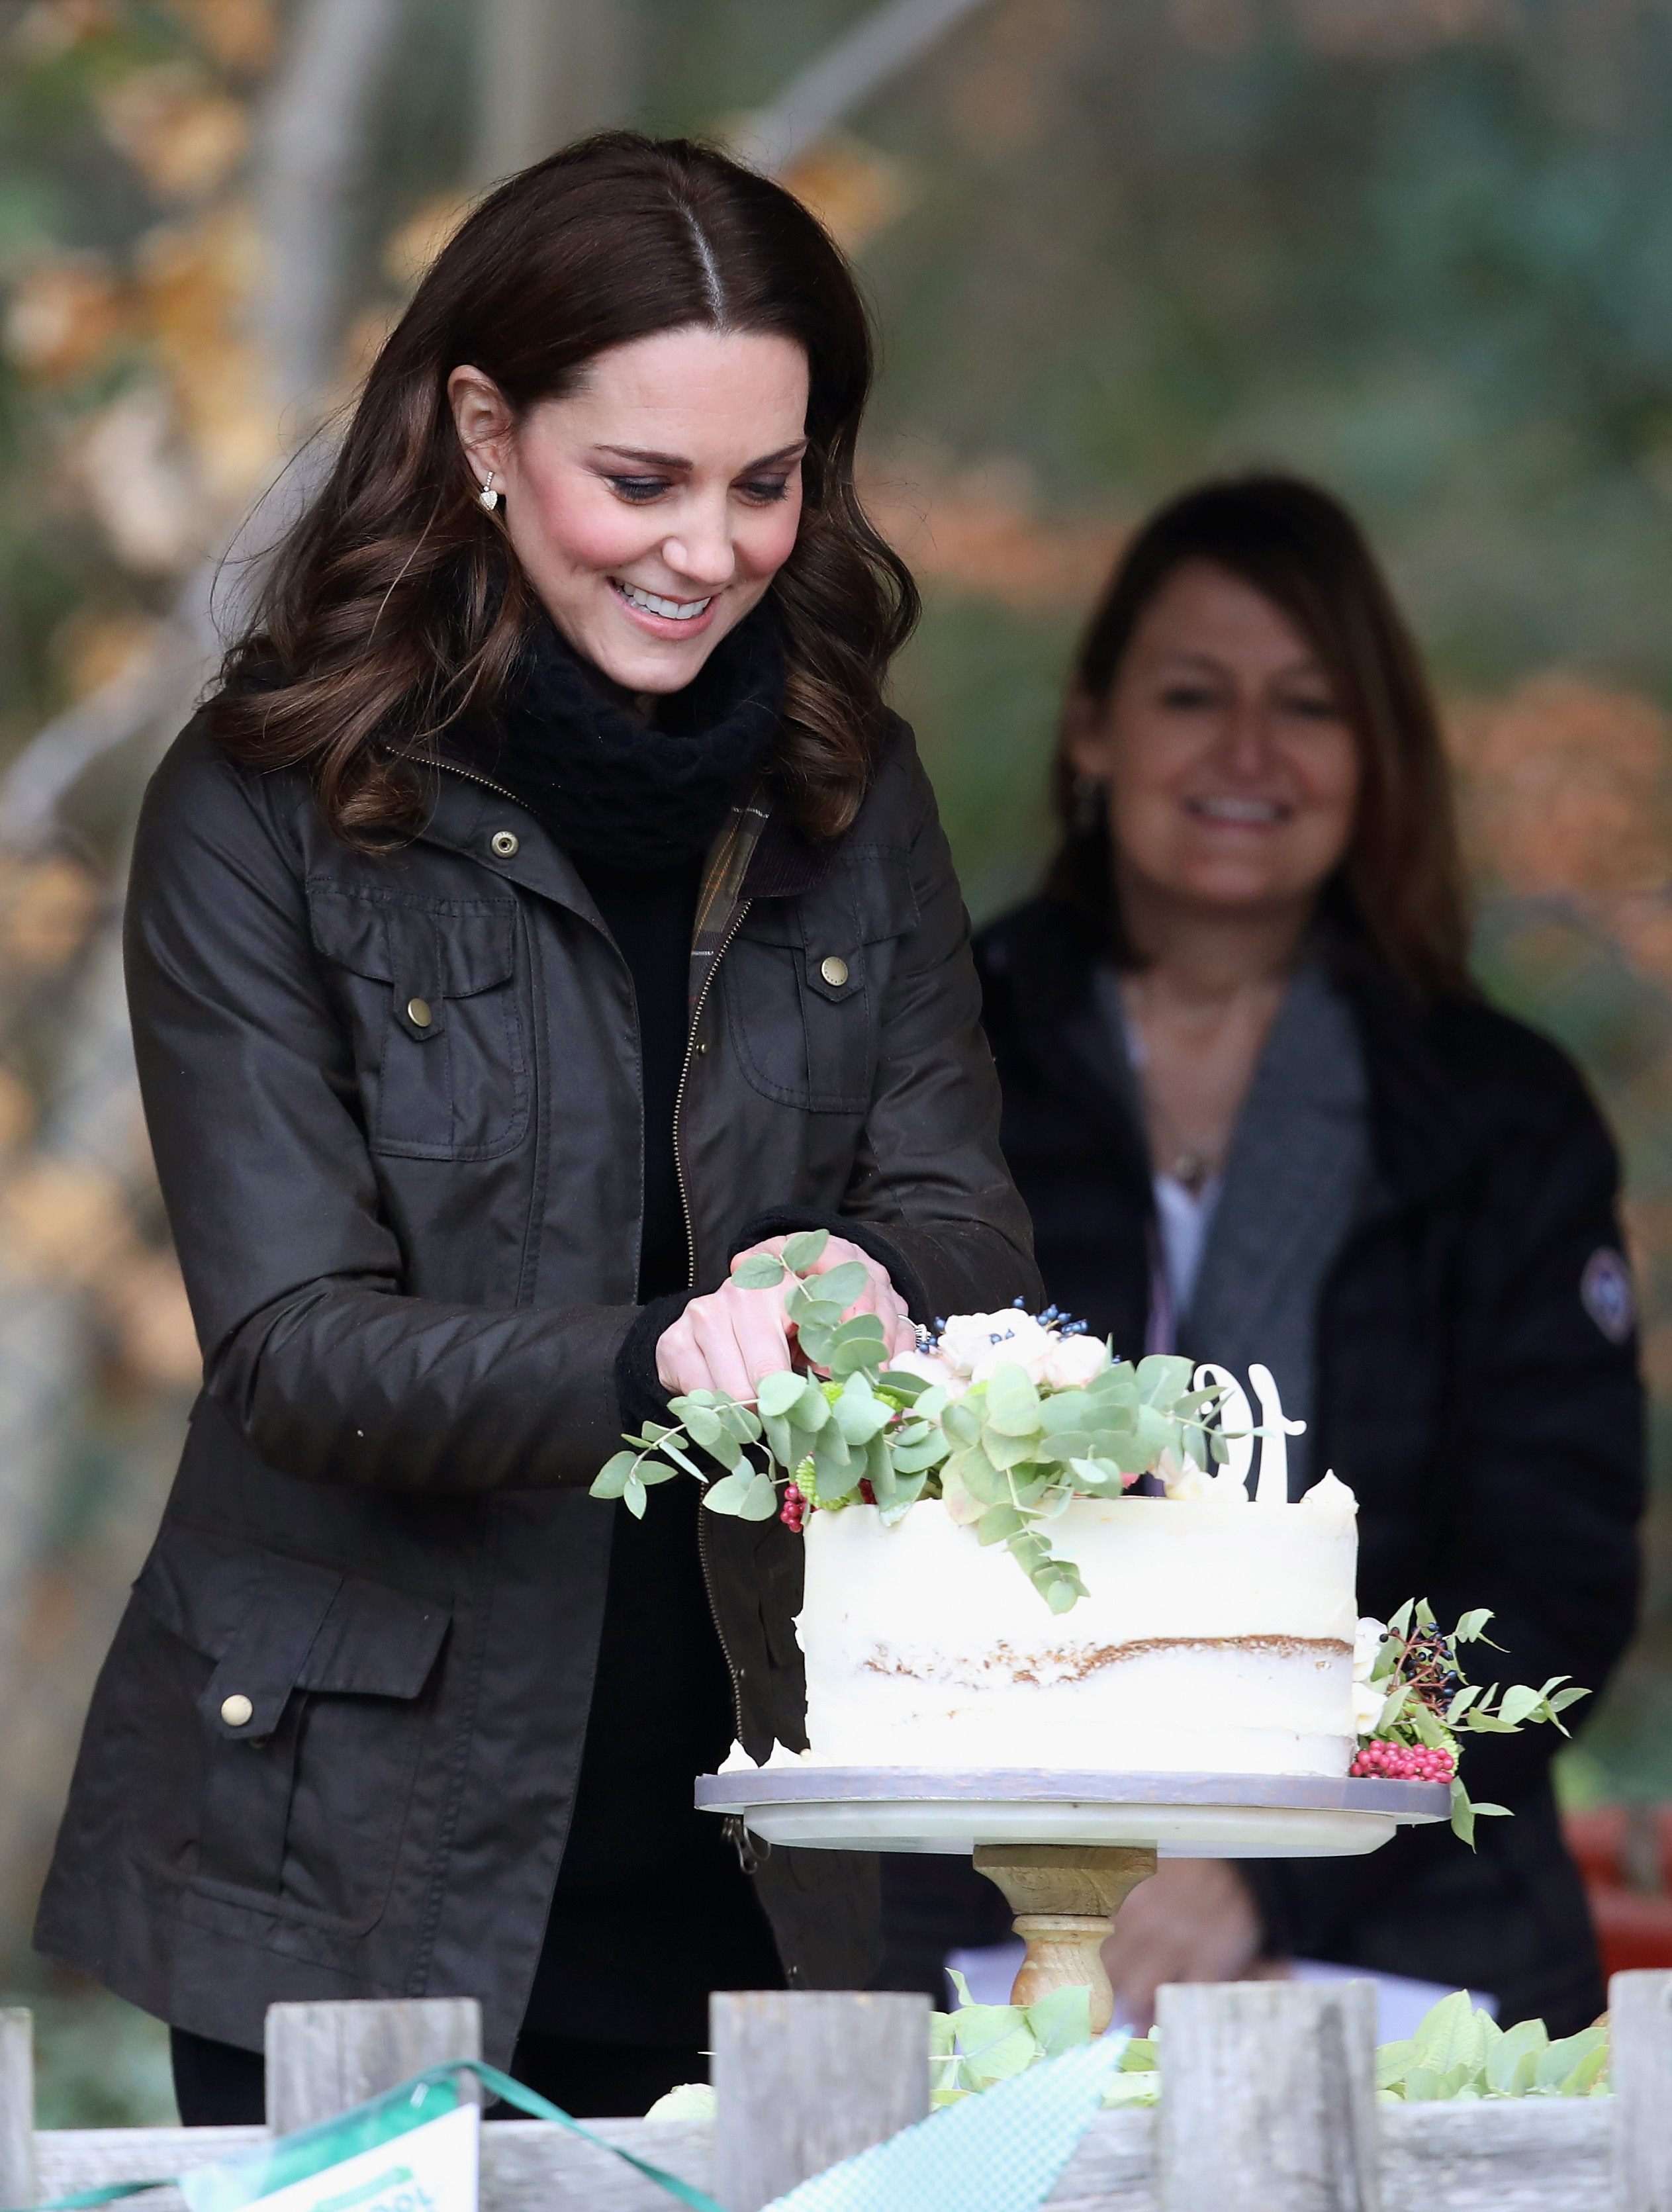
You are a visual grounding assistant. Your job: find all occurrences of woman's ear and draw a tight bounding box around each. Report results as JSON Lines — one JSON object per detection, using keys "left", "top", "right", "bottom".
{"left": 446, "top": 365, "right": 514, "bottom": 485}
{"left": 1061, "top": 686, "right": 1115, "bottom": 780}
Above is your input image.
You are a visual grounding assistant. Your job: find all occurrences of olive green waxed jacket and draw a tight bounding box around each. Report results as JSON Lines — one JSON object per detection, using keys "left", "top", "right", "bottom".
{"left": 36, "top": 714, "right": 1037, "bottom": 2062}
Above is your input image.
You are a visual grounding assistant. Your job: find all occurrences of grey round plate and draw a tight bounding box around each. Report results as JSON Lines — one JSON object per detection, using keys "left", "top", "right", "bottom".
{"left": 694, "top": 1767, "right": 1451, "bottom": 1857}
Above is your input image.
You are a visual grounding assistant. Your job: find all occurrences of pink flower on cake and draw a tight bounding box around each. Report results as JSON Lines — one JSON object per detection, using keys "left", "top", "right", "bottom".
{"left": 884, "top": 1346, "right": 969, "bottom": 1395}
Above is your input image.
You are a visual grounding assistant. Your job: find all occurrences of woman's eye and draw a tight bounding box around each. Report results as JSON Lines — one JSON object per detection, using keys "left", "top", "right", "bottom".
{"left": 738, "top": 478, "right": 792, "bottom": 504}
{"left": 609, "top": 477, "right": 669, "bottom": 503}
{"left": 1285, "top": 694, "right": 1344, "bottom": 721}
{"left": 1160, "top": 684, "right": 1217, "bottom": 710}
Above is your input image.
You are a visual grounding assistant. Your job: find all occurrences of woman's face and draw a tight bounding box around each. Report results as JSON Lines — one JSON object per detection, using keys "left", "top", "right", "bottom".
{"left": 448, "top": 325, "right": 809, "bottom": 694}
{"left": 1070, "top": 560, "right": 1360, "bottom": 918}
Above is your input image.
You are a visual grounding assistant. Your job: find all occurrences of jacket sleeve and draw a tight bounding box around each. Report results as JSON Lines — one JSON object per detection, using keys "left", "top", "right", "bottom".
{"left": 1421, "top": 1078, "right": 1645, "bottom": 1805}
{"left": 126, "top": 729, "right": 633, "bottom": 1494}
{"left": 748, "top": 737, "right": 1041, "bottom": 1326}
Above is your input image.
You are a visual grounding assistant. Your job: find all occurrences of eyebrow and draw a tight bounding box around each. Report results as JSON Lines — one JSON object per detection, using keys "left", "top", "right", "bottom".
{"left": 593, "top": 441, "right": 808, "bottom": 472}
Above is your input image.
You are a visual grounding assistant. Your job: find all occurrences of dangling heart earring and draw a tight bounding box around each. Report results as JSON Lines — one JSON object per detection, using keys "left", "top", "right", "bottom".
{"left": 478, "top": 471, "right": 500, "bottom": 512}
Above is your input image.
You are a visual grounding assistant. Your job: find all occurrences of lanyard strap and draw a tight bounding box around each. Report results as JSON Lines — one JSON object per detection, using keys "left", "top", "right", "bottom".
{"left": 7, "top": 2058, "right": 727, "bottom": 2212}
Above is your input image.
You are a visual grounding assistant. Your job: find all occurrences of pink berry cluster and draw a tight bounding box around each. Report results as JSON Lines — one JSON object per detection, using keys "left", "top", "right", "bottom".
{"left": 779, "top": 1483, "right": 808, "bottom": 1533}
{"left": 1350, "top": 1739, "right": 1455, "bottom": 1783}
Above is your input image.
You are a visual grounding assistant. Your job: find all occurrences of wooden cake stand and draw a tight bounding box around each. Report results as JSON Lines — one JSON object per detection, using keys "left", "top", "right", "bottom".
{"left": 694, "top": 1768, "right": 1450, "bottom": 2031}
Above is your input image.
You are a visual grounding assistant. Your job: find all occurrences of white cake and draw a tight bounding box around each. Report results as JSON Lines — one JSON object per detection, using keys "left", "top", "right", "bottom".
{"left": 794, "top": 1475, "right": 1360, "bottom": 1778}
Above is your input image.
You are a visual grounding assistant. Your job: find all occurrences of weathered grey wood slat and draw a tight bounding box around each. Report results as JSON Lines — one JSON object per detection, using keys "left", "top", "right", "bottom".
{"left": 1379, "top": 2099, "right": 1607, "bottom": 2212}
{"left": 1043, "top": 2109, "right": 1157, "bottom": 2211}
{"left": 17, "top": 2099, "right": 1636, "bottom": 2211}
{"left": 1612, "top": 1969, "right": 1672, "bottom": 2212}
{"left": 711, "top": 1990, "right": 929, "bottom": 2212}
{"left": 264, "top": 1996, "right": 483, "bottom": 2135}
{"left": 34, "top": 2124, "right": 265, "bottom": 2212}
{"left": 1157, "top": 1980, "right": 1380, "bottom": 2212}
{"left": 477, "top": 2117, "right": 715, "bottom": 2209}
{"left": 0, "top": 2010, "right": 34, "bottom": 2212}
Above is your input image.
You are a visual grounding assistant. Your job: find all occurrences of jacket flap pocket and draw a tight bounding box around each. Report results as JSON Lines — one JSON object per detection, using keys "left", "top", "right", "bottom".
{"left": 841, "top": 850, "right": 919, "bottom": 945}
{"left": 297, "top": 1573, "right": 450, "bottom": 1697}
{"left": 308, "top": 884, "right": 517, "bottom": 999}
{"left": 741, "top": 854, "right": 918, "bottom": 952}
{"left": 134, "top": 1530, "right": 449, "bottom": 1740}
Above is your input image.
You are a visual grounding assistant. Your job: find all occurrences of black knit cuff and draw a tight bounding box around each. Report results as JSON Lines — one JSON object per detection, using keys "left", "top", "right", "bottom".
{"left": 737, "top": 1209, "right": 933, "bottom": 1325}
{"left": 613, "top": 1289, "right": 700, "bottom": 1436}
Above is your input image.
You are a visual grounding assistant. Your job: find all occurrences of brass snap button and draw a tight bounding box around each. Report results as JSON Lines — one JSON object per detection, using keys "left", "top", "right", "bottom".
{"left": 406, "top": 996, "right": 434, "bottom": 1029}
{"left": 220, "top": 1694, "right": 254, "bottom": 1728}
{"left": 819, "top": 955, "right": 849, "bottom": 988}
{"left": 490, "top": 829, "right": 520, "bottom": 858}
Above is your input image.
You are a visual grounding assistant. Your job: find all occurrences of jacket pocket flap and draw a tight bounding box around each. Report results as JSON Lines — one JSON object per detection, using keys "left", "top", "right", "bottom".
{"left": 134, "top": 1530, "right": 449, "bottom": 1739}
{"left": 741, "top": 853, "right": 919, "bottom": 950}
{"left": 308, "top": 882, "right": 517, "bottom": 999}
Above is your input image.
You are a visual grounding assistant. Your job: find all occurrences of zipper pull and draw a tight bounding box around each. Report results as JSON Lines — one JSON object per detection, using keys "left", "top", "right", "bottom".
{"left": 723, "top": 1812, "right": 768, "bottom": 1874}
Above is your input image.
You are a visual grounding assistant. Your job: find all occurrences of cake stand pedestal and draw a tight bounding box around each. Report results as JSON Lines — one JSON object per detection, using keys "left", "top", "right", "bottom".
{"left": 695, "top": 1768, "right": 1450, "bottom": 2034}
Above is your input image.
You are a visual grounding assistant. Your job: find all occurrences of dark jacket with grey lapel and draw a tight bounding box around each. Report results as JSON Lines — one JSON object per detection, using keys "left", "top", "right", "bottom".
{"left": 36, "top": 714, "right": 1038, "bottom": 2062}
{"left": 975, "top": 894, "right": 1644, "bottom": 2033}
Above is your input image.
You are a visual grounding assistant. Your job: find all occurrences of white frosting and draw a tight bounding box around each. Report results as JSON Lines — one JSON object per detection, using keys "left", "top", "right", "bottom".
{"left": 796, "top": 1485, "right": 1360, "bottom": 1777}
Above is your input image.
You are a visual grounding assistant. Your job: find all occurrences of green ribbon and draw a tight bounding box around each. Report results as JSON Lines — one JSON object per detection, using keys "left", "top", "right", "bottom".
{"left": 7, "top": 2059, "right": 725, "bottom": 2212}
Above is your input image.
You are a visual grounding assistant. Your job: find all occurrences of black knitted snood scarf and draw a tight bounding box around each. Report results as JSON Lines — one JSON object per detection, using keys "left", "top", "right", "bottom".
{"left": 480, "top": 604, "right": 786, "bottom": 871}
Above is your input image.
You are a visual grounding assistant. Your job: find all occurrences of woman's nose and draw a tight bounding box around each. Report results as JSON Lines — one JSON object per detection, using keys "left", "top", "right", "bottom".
{"left": 661, "top": 502, "right": 737, "bottom": 590}
{"left": 1219, "top": 694, "right": 1278, "bottom": 776}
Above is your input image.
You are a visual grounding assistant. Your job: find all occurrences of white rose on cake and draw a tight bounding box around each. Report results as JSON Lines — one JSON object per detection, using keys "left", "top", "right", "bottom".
{"left": 935, "top": 1309, "right": 1108, "bottom": 1387}
{"left": 1041, "top": 1333, "right": 1111, "bottom": 1388}
{"left": 937, "top": 1309, "right": 1056, "bottom": 1382}
{"left": 1352, "top": 1616, "right": 1389, "bottom": 1734}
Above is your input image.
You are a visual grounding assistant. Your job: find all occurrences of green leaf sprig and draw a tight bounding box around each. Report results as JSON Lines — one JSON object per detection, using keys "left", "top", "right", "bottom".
{"left": 1356, "top": 1598, "right": 1591, "bottom": 1843}
{"left": 588, "top": 1230, "right": 1231, "bottom": 1610}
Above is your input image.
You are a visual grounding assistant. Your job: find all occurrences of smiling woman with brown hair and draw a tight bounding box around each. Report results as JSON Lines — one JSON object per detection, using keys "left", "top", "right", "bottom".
{"left": 880, "top": 474, "right": 1642, "bottom": 2037}
{"left": 36, "top": 132, "right": 1036, "bottom": 2125}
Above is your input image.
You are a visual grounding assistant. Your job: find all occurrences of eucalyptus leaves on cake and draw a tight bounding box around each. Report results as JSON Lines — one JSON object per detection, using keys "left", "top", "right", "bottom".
{"left": 591, "top": 1227, "right": 1232, "bottom": 1612}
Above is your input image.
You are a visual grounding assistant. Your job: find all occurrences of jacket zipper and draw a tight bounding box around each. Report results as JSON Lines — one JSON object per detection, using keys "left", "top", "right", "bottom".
{"left": 679, "top": 898, "right": 754, "bottom": 1747}
{"left": 433, "top": 760, "right": 524, "bottom": 807}
{"left": 443, "top": 757, "right": 759, "bottom": 1763}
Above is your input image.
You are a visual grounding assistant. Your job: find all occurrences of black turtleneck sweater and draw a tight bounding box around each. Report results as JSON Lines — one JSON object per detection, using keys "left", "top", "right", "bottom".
{"left": 479, "top": 614, "right": 787, "bottom": 2047}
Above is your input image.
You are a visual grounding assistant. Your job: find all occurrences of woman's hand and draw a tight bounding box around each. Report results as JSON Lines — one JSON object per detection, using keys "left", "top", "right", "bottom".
{"left": 655, "top": 1234, "right": 916, "bottom": 1400}
{"left": 1099, "top": 1859, "right": 1271, "bottom": 2032}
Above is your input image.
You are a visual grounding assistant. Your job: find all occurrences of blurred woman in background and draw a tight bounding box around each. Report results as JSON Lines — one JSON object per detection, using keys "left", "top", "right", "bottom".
{"left": 949, "top": 476, "right": 1642, "bottom": 2033}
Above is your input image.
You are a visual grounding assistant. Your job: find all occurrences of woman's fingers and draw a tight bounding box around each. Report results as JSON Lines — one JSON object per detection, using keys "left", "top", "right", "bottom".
{"left": 796, "top": 1235, "right": 917, "bottom": 1354}
{"left": 655, "top": 1279, "right": 796, "bottom": 1401}
{"left": 659, "top": 1234, "right": 920, "bottom": 1401}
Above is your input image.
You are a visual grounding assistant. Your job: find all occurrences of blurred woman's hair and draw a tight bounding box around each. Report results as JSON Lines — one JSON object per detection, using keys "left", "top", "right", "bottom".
{"left": 210, "top": 132, "right": 917, "bottom": 845}
{"left": 1048, "top": 474, "right": 1472, "bottom": 995}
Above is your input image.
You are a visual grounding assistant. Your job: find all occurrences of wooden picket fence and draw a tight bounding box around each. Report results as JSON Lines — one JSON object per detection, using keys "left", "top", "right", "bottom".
{"left": 0, "top": 1973, "right": 1669, "bottom": 2212}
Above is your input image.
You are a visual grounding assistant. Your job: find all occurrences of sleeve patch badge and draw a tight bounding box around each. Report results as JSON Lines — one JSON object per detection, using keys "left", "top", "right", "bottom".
{"left": 1581, "top": 1246, "right": 1636, "bottom": 1345}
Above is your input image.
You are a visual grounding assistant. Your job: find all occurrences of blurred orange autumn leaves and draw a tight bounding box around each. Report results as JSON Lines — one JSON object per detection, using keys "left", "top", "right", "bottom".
{"left": 0, "top": 852, "right": 198, "bottom": 1393}
{"left": 3, "top": 1, "right": 281, "bottom": 582}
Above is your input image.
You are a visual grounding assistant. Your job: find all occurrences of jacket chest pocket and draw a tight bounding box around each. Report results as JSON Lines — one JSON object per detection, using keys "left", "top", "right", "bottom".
{"left": 308, "top": 881, "right": 529, "bottom": 1160}
{"left": 723, "top": 854, "right": 919, "bottom": 1115}
{"left": 122, "top": 1527, "right": 450, "bottom": 1933}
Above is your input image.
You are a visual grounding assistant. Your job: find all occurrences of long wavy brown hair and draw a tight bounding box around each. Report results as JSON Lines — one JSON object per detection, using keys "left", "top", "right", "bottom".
{"left": 1047, "top": 474, "right": 1473, "bottom": 995}
{"left": 210, "top": 133, "right": 919, "bottom": 844}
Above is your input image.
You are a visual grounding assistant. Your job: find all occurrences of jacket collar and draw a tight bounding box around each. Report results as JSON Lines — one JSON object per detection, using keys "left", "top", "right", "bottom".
{"left": 408, "top": 762, "right": 839, "bottom": 1014}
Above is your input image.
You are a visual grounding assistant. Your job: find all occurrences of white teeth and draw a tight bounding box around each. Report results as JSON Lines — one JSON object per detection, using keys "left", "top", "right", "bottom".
{"left": 617, "top": 580, "right": 712, "bottom": 622}
{"left": 1193, "top": 797, "right": 1284, "bottom": 824}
